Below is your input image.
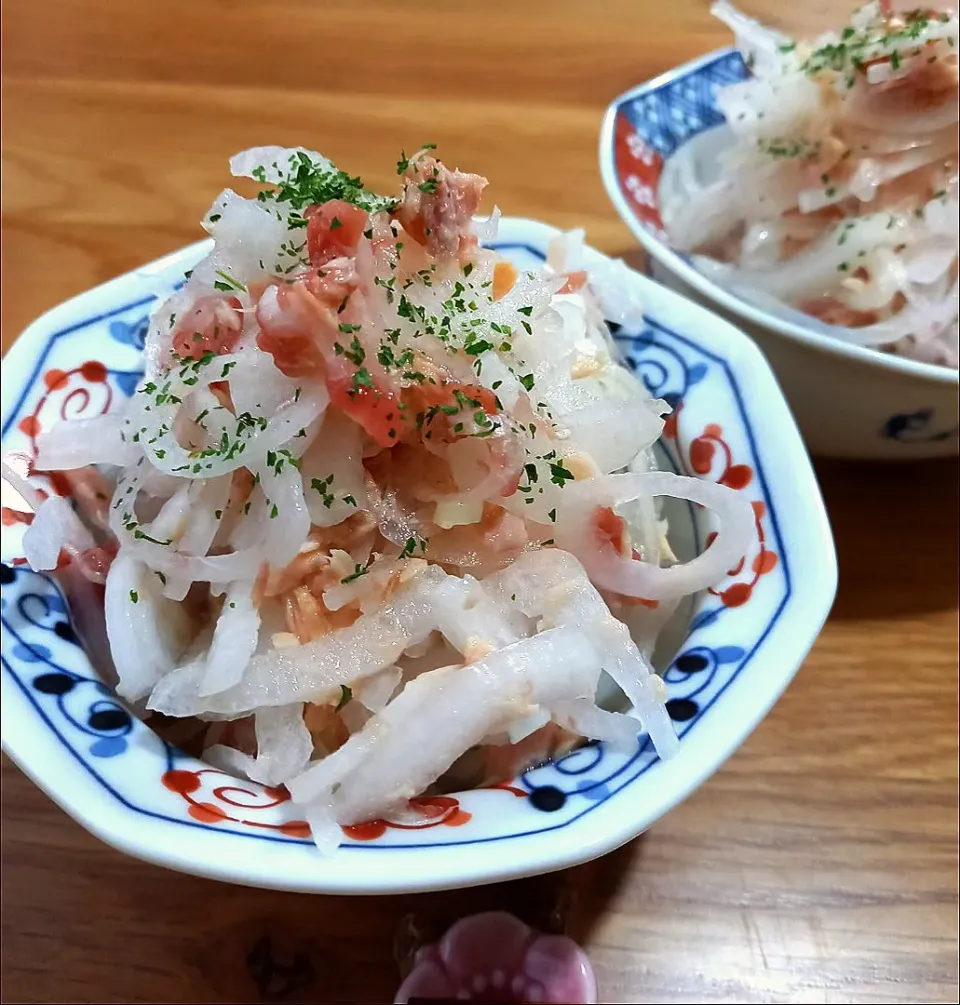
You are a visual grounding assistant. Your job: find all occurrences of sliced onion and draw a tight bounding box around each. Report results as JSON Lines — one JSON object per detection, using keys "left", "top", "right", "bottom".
{"left": 22, "top": 496, "right": 95, "bottom": 571}
{"left": 146, "top": 564, "right": 519, "bottom": 717}
{"left": 844, "top": 277, "right": 959, "bottom": 346}
{"left": 35, "top": 414, "right": 141, "bottom": 472}
{"left": 105, "top": 549, "right": 196, "bottom": 701}
{"left": 471, "top": 205, "right": 502, "bottom": 241}
{"left": 196, "top": 580, "right": 261, "bottom": 697}
{"left": 553, "top": 699, "right": 643, "bottom": 752}
{"left": 555, "top": 471, "right": 756, "bottom": 601}
{"left": 246, "top": 704, "right": 313, "bottom": 786}
{"left": 230, "top": 146, "right": 334, "bottom": 185}
{"left": 288, "top": 626, "right": 600, "bottom": 826}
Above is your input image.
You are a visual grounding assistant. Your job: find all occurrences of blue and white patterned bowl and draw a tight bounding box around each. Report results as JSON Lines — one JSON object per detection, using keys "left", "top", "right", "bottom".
{"left": 0, "top": 218, "right": 836, "bottom": 893}
{"left": 600, "top": 49, "right": 959, "bottom": 460}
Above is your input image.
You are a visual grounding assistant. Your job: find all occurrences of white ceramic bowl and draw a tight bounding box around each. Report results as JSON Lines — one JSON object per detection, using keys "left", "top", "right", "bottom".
{"left": 600, "top": 48, "right": 959, "bottom": 460}
{"left": 0, "top": 218, "right": 836, "bottom": 894}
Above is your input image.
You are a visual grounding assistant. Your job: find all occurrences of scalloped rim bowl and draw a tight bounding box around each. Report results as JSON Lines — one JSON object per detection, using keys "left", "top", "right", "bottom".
{"left": 1, "top": 217, "right": 836, "bottom": 893}
{"left": 600, "top": 48, "right": 959, "bottom": 459}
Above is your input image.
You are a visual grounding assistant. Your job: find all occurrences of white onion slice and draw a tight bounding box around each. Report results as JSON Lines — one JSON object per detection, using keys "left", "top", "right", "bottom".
{"left": 288, "top": 626, "right": 601, "bottom": 827}
{"left": 105, "top": 549, "right": 195, "bottom": 701}
{"left": 555, "top": 471, "right": 756, "bottom": 601}
{"left": 196, "top": 581, "right": 260, "bottom": 697}
{"left": 246, "top": 704, "right": 313, "bottom": 786}
{"left": 22, "top": 496, "right": 95, "bottom": 571}
{"left": 35, "top": 414, "right": 141, "bottom": 471}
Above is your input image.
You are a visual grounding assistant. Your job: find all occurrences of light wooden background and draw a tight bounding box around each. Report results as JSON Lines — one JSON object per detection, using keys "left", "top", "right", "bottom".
{"left": 2, "top": 2, "right": 958, "bottom": 1002}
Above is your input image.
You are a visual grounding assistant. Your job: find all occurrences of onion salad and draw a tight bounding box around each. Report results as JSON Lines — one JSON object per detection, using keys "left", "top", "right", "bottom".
{"left": 661, "top": 1, "right": 959, "bottom": 368}
{"left": 15, "top": 146, "right": 756, "bottom": 852}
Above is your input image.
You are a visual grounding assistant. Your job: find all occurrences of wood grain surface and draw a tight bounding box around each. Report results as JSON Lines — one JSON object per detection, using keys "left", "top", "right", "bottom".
{"left": 2, "top": 1, "right": 958, "bottom": 1002}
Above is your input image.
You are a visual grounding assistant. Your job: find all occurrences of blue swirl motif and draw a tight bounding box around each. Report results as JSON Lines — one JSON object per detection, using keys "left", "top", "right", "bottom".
{"left": 108, "top": 315, "right": 149, "bottom": 353}
{"left": 2, "top": 566, "right": 133, "bottom": 758}
{"left": 521, "top": 643, "right": 747, "bottom": 811}
{"left": 612, "top": 324, "right": 707, "bottom": 409}
{"left": 880, "top": 409, "right": 960, "bottom": 443}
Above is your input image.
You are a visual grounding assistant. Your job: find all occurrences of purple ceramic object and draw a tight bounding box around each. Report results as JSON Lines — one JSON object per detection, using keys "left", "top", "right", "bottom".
{"left": 394, "top": 911, "right": 597, "bottom": 1003}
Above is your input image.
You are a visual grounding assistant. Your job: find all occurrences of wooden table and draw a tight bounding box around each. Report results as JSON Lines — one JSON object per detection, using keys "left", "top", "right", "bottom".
{"left": 2, "top": 2, "right": 958, "bottom": 1002}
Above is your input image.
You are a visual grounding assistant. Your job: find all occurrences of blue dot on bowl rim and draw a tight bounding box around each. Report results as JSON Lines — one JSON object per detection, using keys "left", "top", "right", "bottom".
{"left": 575, "top": 779, "right": 611, "bottom": 802}
{"left": 45, "top": 594, "right": 67, "bottom": 614}
{"left": 115, "top": 371, "right": 141, "bottom": 397}
{"left": 12, "top": 642, "right": 52, "bottom": 663}
{"left": 89, "top": 736, "right": 127, "bottom": 758}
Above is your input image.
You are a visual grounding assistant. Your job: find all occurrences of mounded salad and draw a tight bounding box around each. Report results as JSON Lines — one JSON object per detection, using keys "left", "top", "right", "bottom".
{"left": 12, "top": 146, "right": 755, "bottom": 850}
{"left": 662, "top": 1, "right": 959, "bottom": 367}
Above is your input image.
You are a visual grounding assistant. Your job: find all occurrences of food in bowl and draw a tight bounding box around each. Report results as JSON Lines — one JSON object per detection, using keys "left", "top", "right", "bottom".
{"left": 660, "top": 1, "right": 959, "bottom": 368}
{"left": 4, "top": 147, "right": 755, "bottom": 852}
